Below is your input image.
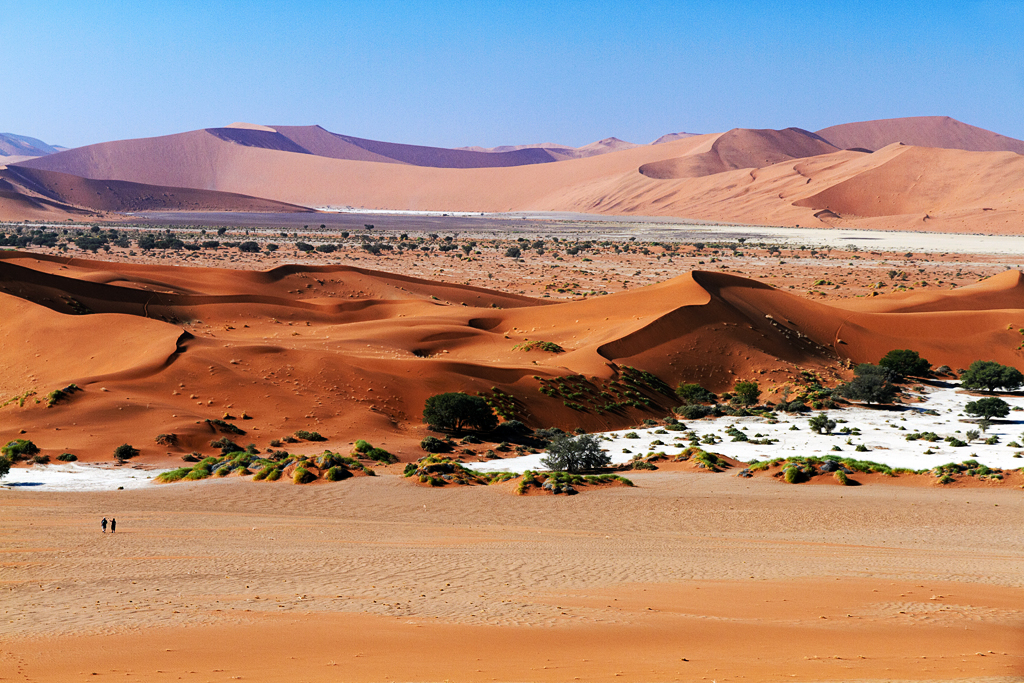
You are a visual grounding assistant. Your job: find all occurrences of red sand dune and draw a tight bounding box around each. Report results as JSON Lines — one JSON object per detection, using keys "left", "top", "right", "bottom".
{"left": 2, "top": 252, "right": 1023, "bottom": 463}
{"left": 817, "top": 115, "right": 1024, "bottom": 154}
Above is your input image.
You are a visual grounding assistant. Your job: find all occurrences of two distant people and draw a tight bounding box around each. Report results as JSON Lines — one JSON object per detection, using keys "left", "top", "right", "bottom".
{"left": 100, "top": 517, "right": 116, "bottom": 533}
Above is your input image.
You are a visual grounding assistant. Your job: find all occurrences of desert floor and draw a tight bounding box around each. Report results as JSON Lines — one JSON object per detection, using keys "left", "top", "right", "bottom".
{"left": 2, "top": 471, "right": 1023, "bottom": 682}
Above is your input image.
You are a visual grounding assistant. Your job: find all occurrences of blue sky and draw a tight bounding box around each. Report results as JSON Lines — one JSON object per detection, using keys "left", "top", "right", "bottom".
{"left": 7, "top": 0, "right": 1023, "bottom": 148}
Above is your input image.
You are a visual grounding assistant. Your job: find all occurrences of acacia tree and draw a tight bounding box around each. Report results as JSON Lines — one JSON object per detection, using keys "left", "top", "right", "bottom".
{"left": 0, "top": 456, "right": 10, "bottom": 480}
{"left": 836, "top": 364, "right": 897, "bottom": 404}
{"left": 733, "top": 381, "right": 761, "bottom": 406}
{"left": 964, "top": 396, "right": 1011, "bottom": 420}
{"left": 540, "top": 434, "right": 609, "bottom": 473}
{"left": 960, "top": 361, "right": 1024, "bottom": 393}
{"left": 878, "top": 349, "right": 931, "bottom": 380}
{"left": 422, "top": 392, "right": 497, "bottom": 432}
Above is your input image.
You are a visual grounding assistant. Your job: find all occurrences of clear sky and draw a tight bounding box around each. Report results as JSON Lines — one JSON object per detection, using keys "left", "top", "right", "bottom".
{"left": 6, "top": 0, "right": 1023, "bottom": 149}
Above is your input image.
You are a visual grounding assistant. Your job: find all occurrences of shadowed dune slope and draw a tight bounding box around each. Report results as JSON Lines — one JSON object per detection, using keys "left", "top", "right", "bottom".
{"left": 817, "top": 116, "right": 1024, "bottom": 154}
{"left": 2, "top": 254, "right": 1024, "bottom": 462}
{"left": 272, "top": 125, "right": 562, "bottom": 168}
{"left": 0, "top": 165, "right": 312, "bottom": 214}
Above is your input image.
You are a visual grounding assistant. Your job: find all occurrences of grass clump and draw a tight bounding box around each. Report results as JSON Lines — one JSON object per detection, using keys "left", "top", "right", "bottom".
{"left": 293, "top": 467, "right": 317, "bottom": 484}
{"left": 56, "top": 452, "right": 77, "bottom": 462}
{"left": 156, "top": 468, "right": 191, "bottom": 483}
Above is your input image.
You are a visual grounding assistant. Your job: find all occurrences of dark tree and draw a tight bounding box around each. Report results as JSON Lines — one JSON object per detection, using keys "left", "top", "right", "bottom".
{"left": 733, "top": 381, "right": 761, "bottom": 406}
{"left": 540, "top": 434, "right": 610, "bottom": 473}
{"left": 878, "top": 349, "right": 931, "bottom": 380}
{"left": 423, "top": 393, "right": 498, "bottom": 432}
{"left": 960, "top": 360, "right": 1024, "bottom": 393}
{"left": 114, "top": 443, "right": 139, "bottom": 463}
{"left": 964, "top": 396, "right": 1011, "bottom": 420}
{"left": 504, "top": 246, "right": 521, "bottom": 258}
{"left": 238, "top": 241, "right": 260, "bottom": 253}
{"left": 837, "top": 365, "right": 897, "bottom": 404}
{"left": 675, "top": 383, "right": 715, "bottom": 405}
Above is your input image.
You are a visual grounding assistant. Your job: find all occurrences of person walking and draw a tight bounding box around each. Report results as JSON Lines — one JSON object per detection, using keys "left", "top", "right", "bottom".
{"left": 110, "top": 518, "right": 116, "bottom": 534}
{"left": 101, "top": 517, "right": 107, "bottom": 533}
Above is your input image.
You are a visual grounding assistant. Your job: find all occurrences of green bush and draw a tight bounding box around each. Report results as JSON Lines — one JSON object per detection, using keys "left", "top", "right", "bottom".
{"left": 267, "top": 468, "right": 282, "bottom": 481}
{"left": 420, "top": 436, "right": 452, "bottom": 453}
{"left": 56, "top": 453, "right": 77, "bottom": 462}
{"left": 834, "top": 470, "right": 849, "bottom": 485}
{"left": 294, "top": 430, "right": 327, "bottom": 441}
{"left": 675, "top": 383, "right": 715, "bottom": 405}
{"left": 114, "top": 443, "right": 139, "bottom": 463}
{"left": 353, "top": 439, "right": 372, "bottom": 453}
{"left": 2, "top": 439, "right": 39, "bottom": 461}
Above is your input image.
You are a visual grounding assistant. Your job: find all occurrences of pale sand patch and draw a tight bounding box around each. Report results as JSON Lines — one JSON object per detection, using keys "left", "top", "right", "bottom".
{"left": 1, "top": 472, "right": 1022, "bottom": 681}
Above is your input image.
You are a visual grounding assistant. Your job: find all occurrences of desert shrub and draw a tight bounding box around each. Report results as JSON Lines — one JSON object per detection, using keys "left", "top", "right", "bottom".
{"left": 541, "top": 434, "right": 610, "bottom": 473}
{"left": 293, "top": 467, "right": 316, "bottom": 484}
{"left": 325, "top": 466, "right": 351, "bottom": 482}
{"left": 855, "top": 444, "right": 869, "bottom": 452}
{"left": 783, "top": 466, "right": 806, "bottom": 484}
{"left": 295, "top": 241, "right": 314, "bottom": 252}
{"left": 31, "top": 454, "right": 49, "bottom": 464}
{"left": 960, "top": 360, "right": 1024, "bottom": 393}
{"left": 205, "top": 418, "right": 245, "bottom": 435}
{"left": 294, "top": 430, "right": 327, "bottom": 441}
{"left": 878, "top": 349, "right": 931, "bottom": 380}
{"left": 2, "top": 439, "right": 39, "bottom": 461}
{"left": 964, "top": 397, "right": 1011, "bottom": 420}
{"left": 623, "top": 431, "right": 640, "bottom": 439}
{"left": 808, "top": 414, "right": 836, "bottom": 434}
{"left": 504, "top": 246, "right": 521, "bottom": 258}
{"left": 420, "top": 436, "right": 452, "bottom": 453}
{"left": 422, "top": 392, "right": 497, "bottom": 432}
{"left": 267, "top": 468, "right": 282, "bottom": 481}
{"left": 114, "top": 443, "right": 139, "bottom": 463}
{"left": 56, "top": 452, "right": 77, "bottom": 462}
{"left": 253, "top": 466, "right": 272, "bottom": 481}
{"left": 834, "top": 470, "right": 849, "bottom": 485}
{"left": 675, "top": 383, "right": 715, "bottom": 405}
{"left": 210, "top": 437, "right": 240, "bottom": 454}
{"left": 155, "top": 433, "right": 178, "bottom": 446}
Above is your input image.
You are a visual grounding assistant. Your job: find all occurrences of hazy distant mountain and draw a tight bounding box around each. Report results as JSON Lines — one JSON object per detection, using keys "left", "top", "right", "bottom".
{"left": 0, "top": 133, "right": 64, "bottom": 158}
{"left": 651, "top": 132, "right": 698, "bottom": 145}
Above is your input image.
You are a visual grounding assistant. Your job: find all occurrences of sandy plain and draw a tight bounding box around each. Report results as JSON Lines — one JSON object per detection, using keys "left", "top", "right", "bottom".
{"left": 3, "top": 215, "right": 1024, "bottom": 682}
{"left": 3, "top": 472, "right": 1024, "bottom": 682}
